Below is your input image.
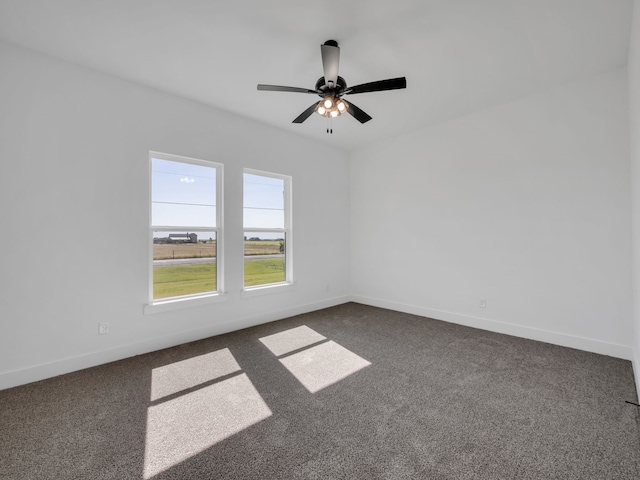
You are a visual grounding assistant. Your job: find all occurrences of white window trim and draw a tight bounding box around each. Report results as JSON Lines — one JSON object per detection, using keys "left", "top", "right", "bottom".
{"left": 240, "top": 281, "right": 296, "bottom": 298}
{"left": 242, "top": 168, "right": 293, "bottom": 293}
{"left": 144, "top": 291, "right": 229, "bottom": 315}
{"left": 145, "top": 151, "right": 224, "bottom": 313}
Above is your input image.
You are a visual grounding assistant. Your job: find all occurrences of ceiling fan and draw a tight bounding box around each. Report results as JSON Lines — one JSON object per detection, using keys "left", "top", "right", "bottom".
{"left": 257, "top": 40, "right": 406, "bottom": 132}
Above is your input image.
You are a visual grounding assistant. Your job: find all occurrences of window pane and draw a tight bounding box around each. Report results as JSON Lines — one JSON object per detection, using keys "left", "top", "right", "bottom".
{"left": 243, "top": 173, "right": 284, "bottom": 229}
{"left": 153, "top": 230, "right": 217, "bottom": 299}
{"left": 244, "top": 232, "right": 285, "bottom": 287}
{"left": 152, "top": 203, "right": 217, "bottom": 228}
{"left": 152, "top": 158, "right": 216, "bottom": 227}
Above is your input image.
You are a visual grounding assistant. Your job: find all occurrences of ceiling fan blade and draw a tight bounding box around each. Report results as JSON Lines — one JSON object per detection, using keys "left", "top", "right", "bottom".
{"left": 346, "top": 101, "right": 372, "bottom": 124}
{"left": 345, "top": 77, "right": 407, "bottom": 95}
{"left": 292, "top": 103, "right": 319, "bottom": 123}
{"left": 321, "top": 40, "right": 340, "bottom": 87}
{"left": 257, "top": 84, "right": 317, "bottom": 94}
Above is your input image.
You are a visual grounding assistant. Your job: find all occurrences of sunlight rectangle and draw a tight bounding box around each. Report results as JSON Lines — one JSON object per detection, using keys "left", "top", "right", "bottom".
{"left": 279, "top": 340, "right": 371, "bottom": 393}
{"left": 259, "top": 325, "right": 327, "bottom": 357}
{"left": 150, "top": 348, "right": 241, "bottom": 401}
{"left": 144, "top": 373, "right": 272, "bottom": 479}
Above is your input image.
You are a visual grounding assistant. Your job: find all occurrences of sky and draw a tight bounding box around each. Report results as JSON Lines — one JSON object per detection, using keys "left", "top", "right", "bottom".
{"left": 151, "top": 157, "right": 285, "bottom": 239}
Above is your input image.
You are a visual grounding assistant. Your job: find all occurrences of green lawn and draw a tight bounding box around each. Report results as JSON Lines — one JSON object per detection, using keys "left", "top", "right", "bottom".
{"left": 153, "top": 263, "right": 217, "bottom": 300}
{"left": 153, "top": 258, "right": 285, "bottom": 299}
{"left": 244, "top": 258, "right": 285, "bottom": 287}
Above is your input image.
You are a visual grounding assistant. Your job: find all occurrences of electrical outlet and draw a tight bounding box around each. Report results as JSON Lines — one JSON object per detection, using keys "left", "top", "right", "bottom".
{"left": 479, "top": 299, "right": 486, "bottom": 308}
{"left": 98, "top": 323, "right": 109, "bottom": 335}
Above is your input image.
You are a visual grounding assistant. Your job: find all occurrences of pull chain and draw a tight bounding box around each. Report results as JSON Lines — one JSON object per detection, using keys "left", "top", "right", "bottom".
{"left": 326, "top": 117, "right": 333, "bottom": 134}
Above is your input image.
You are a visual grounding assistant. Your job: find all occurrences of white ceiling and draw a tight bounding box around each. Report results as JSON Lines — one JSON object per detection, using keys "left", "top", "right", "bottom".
{"left": 0, "top": 0, "right": 633, "bottom": 151}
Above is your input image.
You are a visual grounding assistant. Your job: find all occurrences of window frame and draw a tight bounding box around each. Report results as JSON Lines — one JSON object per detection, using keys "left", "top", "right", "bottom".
{"left": 242, "top": 168, "right": 293, "bottom": 292}
{"left": 146, "top": 151, "right": 225, "bottom": 311}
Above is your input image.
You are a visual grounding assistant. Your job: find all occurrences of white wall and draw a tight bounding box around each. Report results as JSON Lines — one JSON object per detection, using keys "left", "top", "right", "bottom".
{"left": 630, "top": 0, "right": 640, "bottom": 394}
{"left": 0, "top": 41, "right": 351, "bottom": 390}
{"left": 1, "top": 34, "right": 636, "bottom": 392}
{"left": 351, "top": 69, "right": 633, "bottom": 359}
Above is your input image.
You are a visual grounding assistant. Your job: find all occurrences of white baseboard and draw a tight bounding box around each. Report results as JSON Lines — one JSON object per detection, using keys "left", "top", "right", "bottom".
{"left": 350, "top": 294, "right": 634, "bottom": 360}
{"left": 2, "top": 294, "right": 634, "bottom": 391}
{"left": 634, "top": 351, "right": 640, "bottom": 401}
{"left": 0, "top": 295, "right": 351, "bottom": 391}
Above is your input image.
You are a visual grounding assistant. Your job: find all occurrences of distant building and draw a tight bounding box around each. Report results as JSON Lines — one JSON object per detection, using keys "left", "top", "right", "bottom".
{"left": 168, "top": 233, "right": 198, "bottom": 243}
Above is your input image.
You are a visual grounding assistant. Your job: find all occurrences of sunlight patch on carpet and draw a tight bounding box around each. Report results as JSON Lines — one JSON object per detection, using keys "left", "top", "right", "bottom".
{"left": 150, "top": 348, "right": 241, "bottom": 401}
{"left": 259, "top": 325, "right": 327, "bottom": 356}
{"left": 144, "top": 372, "right": 272, "bottom": 478}
{"left": 279, "top": 340, "right": 371, "bottom": 393}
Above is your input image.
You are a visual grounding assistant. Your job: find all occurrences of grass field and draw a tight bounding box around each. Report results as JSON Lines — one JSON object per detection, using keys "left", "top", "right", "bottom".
{"left": 153, "top": 263, "right": 217, "bottom": 299}
{"left": 244, "top": 240, "right": 282, "bottom": 256}
{"left": 153, "top": 258, "right": 285, "bottom": 299}
{"left": 153, "top": 242, "right": 216, "bottom": 260}
{"left": 244, "top": 258, "right": 285, "bottom": 286}
{"left": 153, "top": 240, "right": 282, "bottom": 260}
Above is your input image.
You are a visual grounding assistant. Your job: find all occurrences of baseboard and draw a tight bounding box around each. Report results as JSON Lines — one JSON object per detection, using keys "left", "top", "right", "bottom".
{"left": 2, "top": 294, "right": 633, "bottom": 391}
{"left": 0, "top": 295, "right": 351, "bottom": 391}
{"left": 350, "top": 295, "right": 634, "bottom": 360}
{"left": 633, "top": 350, "right": 640, "bottom": 401}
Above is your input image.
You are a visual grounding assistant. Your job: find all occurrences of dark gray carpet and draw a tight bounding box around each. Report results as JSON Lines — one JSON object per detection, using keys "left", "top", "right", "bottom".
{"left": 1, "top": 303, "right": 639, "bottom": 479}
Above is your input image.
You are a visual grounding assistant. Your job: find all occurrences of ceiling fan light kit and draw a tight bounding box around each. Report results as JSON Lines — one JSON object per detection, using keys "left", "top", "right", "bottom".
{"left": 257, "top": 40, "right": 406, "bottom": 133}
{"left": 316, "top": 96, "right": 347, "bottom": 118}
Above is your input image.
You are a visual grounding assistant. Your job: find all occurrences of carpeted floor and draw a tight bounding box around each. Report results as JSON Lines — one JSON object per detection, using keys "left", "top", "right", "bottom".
{"left": 1, "top": 302, "right": 639, "bottom": 479}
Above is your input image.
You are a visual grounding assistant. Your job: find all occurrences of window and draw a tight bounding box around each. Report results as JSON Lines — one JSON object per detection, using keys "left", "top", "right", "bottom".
{"left": 243, "top": 170, "right": 291, "bottom": 288}
{"left": 150, "top": 152, "right": 222, "bottom": 303}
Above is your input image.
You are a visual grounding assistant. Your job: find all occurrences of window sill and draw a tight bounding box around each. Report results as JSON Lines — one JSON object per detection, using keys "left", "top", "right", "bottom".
{"left": 144, "top": 292, "right": 229, "bottom": 315}
{"left": 241, "top": 282, "right": 296, "bottom": 298}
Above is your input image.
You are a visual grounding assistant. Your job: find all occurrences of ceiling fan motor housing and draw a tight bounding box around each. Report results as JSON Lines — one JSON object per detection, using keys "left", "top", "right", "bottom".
{"left": 315, "top": 76, "right": 347, "bottom": 95}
